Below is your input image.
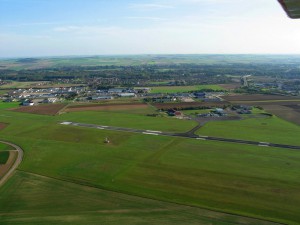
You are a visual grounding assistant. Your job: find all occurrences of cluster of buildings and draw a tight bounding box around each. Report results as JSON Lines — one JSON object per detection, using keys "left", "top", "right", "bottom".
{"left": 231, "top": 105, "right": 253, "bottom": 114}
{"left": 197, "top": 108, "right": 227, "bottom": 118}
{"left": 1, "top": 83, "right": 226, "bottom": 107}
{"left": 144, "top": 92, "right": 224, "bottom": 103}
{"left": 2, "top": 86, "right": 86, "bottom": 105}
{"left": 86, "top": 87, "right": 151, "bottom": 101}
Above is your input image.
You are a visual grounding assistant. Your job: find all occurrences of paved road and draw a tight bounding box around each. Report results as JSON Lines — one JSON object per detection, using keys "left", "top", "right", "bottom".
{"left": 61, "top": 122, "right": 300, "bottom": 150}
{"left": 0, "top": 141, "right": 23, "bottom": 187}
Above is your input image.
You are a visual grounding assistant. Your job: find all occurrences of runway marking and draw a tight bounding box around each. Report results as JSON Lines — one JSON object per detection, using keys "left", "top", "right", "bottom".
{"left": 97, "top": 127, "right": 105, "bottom": 130}
{"left": 146, "top": 130, "right": 162, "bottom": 133}
{"left": 260, "top": 142, "right": 270, "bottom": 145}
{"left": 142, "top": 132, "right": 159, "bottom": 136}
{"left": 60, "top": 122, "right": 72, "bottom": 125}
{"left": 258, "top": 144, "right": 270, "bottom": 147}
{"left": 196, "top": 138, "right": 206, "bottom": 141}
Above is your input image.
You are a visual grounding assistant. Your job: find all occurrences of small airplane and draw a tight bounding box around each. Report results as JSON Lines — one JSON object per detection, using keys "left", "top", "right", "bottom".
{"left": 278, "top": 0, "right": 300, "bottom": 18}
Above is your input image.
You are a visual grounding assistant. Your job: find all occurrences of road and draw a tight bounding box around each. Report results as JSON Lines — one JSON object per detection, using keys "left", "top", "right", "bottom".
{"left": 0, "top": 141, "right": 23, "bottom": 187}
{"left": 61, "top": 122, "right": 300, "bottom": 150}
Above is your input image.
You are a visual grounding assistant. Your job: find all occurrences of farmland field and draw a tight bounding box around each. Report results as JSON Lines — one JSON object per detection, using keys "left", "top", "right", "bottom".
{"left": 153, "top": 101, "right": 228, "bottom": 110}
{"left": 11, "top": 104, "right": 67, "bottom": 115}
{"left": 262, "top": 104, "right": 300, "bottom": 126}
{"left": 150, "top": 85, "right": 224, "bottom": 93}
{"left": 65, "top": 103, "right": 150, "bottom": 113}
{"left": 0, "top": 81, "right": 40, "bottom": 89}
{"left": 0, "top": 102, "right": 300, "bottom": 224}
{"left": 222, "top": 94, "right": 300, "bottom": 102}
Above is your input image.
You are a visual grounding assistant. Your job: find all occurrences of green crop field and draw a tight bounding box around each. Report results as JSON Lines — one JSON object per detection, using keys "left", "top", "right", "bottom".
{"left": 150, "top": 85, "right": 224, "bottom": 94}
{"left": 0, "top": 151, "right": 9, "bottom": 164}
{"left": 0, "top": 102, "right": 300, "bottom": 224}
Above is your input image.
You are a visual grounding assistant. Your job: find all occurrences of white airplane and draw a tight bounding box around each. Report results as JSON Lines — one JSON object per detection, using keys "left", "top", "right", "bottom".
{"left": 278, "top": 0, "right": 300, "bottom": 18}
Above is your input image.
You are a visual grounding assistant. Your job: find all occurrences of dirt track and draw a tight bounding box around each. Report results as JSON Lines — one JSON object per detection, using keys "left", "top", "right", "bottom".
{"left": 0, "top": 141, "right": 23, "bottom": 187}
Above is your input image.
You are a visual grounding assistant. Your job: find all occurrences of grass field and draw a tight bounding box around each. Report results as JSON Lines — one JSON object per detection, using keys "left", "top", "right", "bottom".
{"left": 0, "top": 82, "right": 40, "bottom": 89}
{"left": 196, "top": 115, "right": 300, "bottom": 146}
{"left": 0, "top": 102, "right": 300, "bottom": 224}
{"left": 150, "top": 85, "right": 224, "bottom": 93}
{"left": 0, "top": 143, "right": 11, "bottom": 151}
{"left": 58, "top": 110, "right": 197, "bottom": 133}
{"left": 0, "top": 171, "right": 280, "bottom": 225}
{"left": 0, "top": 102, "right": 19, "bottom": 110}
{"left": 0, "top": 151, "right": 9, "bottom": 164}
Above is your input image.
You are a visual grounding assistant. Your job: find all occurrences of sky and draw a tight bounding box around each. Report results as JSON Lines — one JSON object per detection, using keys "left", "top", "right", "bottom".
{"left": 0, "top": 0, "right": 300, "bottom": 57}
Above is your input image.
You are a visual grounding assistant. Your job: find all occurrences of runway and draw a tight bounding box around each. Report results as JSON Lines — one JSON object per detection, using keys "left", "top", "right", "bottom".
{"left": 60, "top": 122, "right": 300, "bottom": 150}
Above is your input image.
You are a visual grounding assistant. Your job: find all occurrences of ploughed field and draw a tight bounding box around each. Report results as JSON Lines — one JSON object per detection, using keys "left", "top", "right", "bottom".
{"left": 223, "top": 94, "right": 300, "bottom": 125}
{"left": 66, "top": 103, "right": 149, "bottom": 112}
{"left": 0, "top": 101, "right": 300, "bottom": 224}
{"left": 11, "top": 103, "right": 66, "bottom": 115}
{"left": 222, "top": 94, "right": 300, "bottom": 102}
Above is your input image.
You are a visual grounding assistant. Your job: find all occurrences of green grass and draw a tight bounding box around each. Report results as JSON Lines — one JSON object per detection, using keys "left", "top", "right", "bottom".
{"left": 58, "top": 111, "right": 197, "bottom": 133}
{"left": 0, "top": 171, "right": 278, "bottom": 225}
{"left": 0, "top": 104, "right": 300, "bottom": 224}
{"left": 150, "top": 85, "right": 224, "bottom": 94}
{"left": 0, "top": 143, "right": 11, "bottom": 151}
{"left": 1, "top": 130, "right": 299, "bottom": 224}
{"left": 0, "top": 102, "right": 19, "bottom": 110}
{"left": 196, "top": 115, "right": 300, "bottom": 146}
{"left": 0, "top": 151, "right": 9, "bottom": 164}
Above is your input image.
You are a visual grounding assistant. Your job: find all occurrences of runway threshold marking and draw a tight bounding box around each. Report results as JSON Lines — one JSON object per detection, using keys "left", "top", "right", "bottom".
{"left": 146, "top": 130, "right": 162, "bottom": 133}
{"left": 143, "top": 132, "right": 159, "bottom": 136}
{"left": 258, "top": 144, "right": 270, "bottom": 147}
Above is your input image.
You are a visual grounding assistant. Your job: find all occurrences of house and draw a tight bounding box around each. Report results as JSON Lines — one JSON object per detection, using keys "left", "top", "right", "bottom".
{"left": 194, "top": 92, "right": 206, "bottom": 99}
{"left": 91, "top": 96, "right": 114, "bottom": 100}
{"left": 212, "top": 108, "right": 226, "bottom": 116}
{"left": 174, "top": 111, "right": 183, "bottom": 117}
{"left": 21, "top": 99, "right": 34, "bottom": 106}
{"left": 118, "top": 93, "right": 136, "bottom": 97}
{"left": 167, "top": 109, "right": 182, "bottom": 117}
{"left": 167, "top": 109, "right": 176, "bottom": 116}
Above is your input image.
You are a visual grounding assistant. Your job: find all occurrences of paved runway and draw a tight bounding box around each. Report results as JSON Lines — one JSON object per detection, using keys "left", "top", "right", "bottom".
{"left": 60, "top": 121, "right": 300, "bottom": 150}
